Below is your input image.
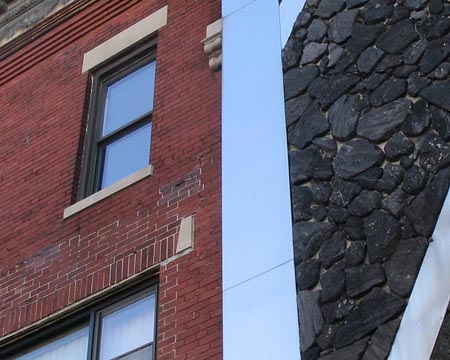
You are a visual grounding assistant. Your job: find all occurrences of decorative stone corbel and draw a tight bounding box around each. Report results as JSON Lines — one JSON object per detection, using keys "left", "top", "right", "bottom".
{"left": 202, "top": 19, "right": 222, "bottom": 72}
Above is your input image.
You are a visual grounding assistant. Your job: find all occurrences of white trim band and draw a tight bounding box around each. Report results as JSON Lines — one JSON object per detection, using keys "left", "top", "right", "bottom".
{"left": 389, "top": 190, "right": 450, "bottom": 359}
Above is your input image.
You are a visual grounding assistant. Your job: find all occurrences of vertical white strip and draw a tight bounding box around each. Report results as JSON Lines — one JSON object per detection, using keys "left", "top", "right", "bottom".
{"left": 280, "top": 0, "right": 306, "bottom": 46}
{"left": 389, "top": 192, "right": 450, "bottom": 359}
{"left": 222, "top": 0, "right": 301, "bottom": 359}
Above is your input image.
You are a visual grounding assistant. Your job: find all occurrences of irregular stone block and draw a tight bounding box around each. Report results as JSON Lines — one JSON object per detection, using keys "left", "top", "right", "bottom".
{"left": 354, "top": 167, "right": 383, "bottom": 190}
{"left": 298, "top": 290, "right": 324, "bottom": 351}
{"left": 385, "top": 236, "right": 428, "bottom": 297}
{"left": 393, "top": 65, "right": 419, "bottom": 78}
{"left": 377, "top": 164, "right": 405, "bottom": 193}
{"left": 320, "top": 234, "right": 346, "bottom": 269}
{"left": 421, "top": 80, "right": 450, "bottom": 111}
{"left": 346, "top": 264, "right": 386, "bottom": 298}
{"left": 364, "top": 210, "right": 401, "bottom": 263}
{"left": 315, "top": 0, "right": 345, "bottom": 19}
{"left": 346, "top": 241, "right": 366, "bottom": 266}
{"left": 282, "top": 37, "right": 303, "bottom": 70}
{"left": 376, "top": 19, "right": 419, "bottom": 54}
{"left": 381, "top": 188, "right": 408, "bottom": 218}
{"left": 357, "top": 47, "right": 384, "bottom": 74}
{"left": 403, "top": 39, "right": 428, "bottom": 65}
{"left": 362, "top": 319, "right": 401, "bottom": 360}
{"left": 357, "top": 73, "right": 388, "bottom": 92}
{"left": 308, "top": 19, "right": 328, "bottom": 42}
{"left": 407, "top": 72, "right": 430, "bottom": 96}
{"left": 309, "top": 74, "right": 360, "bottom": 108}
{"left": 333, "top": 139, "right": 384, "bottom": 179}
{"left": 317, "top": 324, "right": 337, "bottom": 351}
{"left": 284, "top": 65, "right": 320, "bottom": 99}
{"left": 290, "top": 101, "right": 329, "bottom": 149}
{"left": 346, "top": 24, "right": 385, "bottom": 54}
{"left": 419, "top": 133, "right": 450, "bottom": 173}
{"left": 402, "top": 165, "right": 428, "bottom": 194}
{"left": 297, "top": 259, "right": 321, "bottom": 290}
{"left": 327, "top": 43, "right": 346, "bottom": 69}
{"left": 311, "top": 182, "right": 332, "bottom": 204}
{"left": 361, "top": 0, "right": 395, "bottom": 24}
{"left": 369, "top": 78, "right": 407, "bottom": 107}
{"left": 343, "top": 216, "right": 365, "bottom": 240}
{"left": 432, "top": 106, "right": 450, "bottom": 141}
{"left": 405, "top": 0, "right": 428, "bottom": 10}
{"left": 285, "top": 94, "right": 312, "bottom": 127}
{"left": 328, "top": 94, "right": 363, "bottom": 141}
{"left": 312, "top": 137, "right": 337, "bottom": 154}
{"left": 330, "top": 177, "right": 362, "bottom": 207}
{"left": 328, "top": 10, "right": 358, "bottom": 44}
{"left": 328, "top": 204, "right": 349, "bottom": 224}
{"left": 429, "top": 0, "right": 444, "bottom": 14}
{"left": 416, "top": 16, "right": 450, "bottom": 40}
{"left": 289, "top": 148, "right": 321, "bottom": 184}
{"left": 420, "top": 36, "right": 450, "bottom": 74}
{"left": 320, "top": 261, "right": 346, "bottom": 303}
{"left": 348, "top": 190, "right": 381, "bottom": 217}
{"left": 292, "top": 185, "right": 313, "bottom": 221}
{"left": 429, "top": 62, "right": 450, "bottom": 80}
{"left": 294, "top": 221, "right": 336, "bottom": 261}
{"left": 314, "top": 157, "right": 334, "bottom": 181}
{"left": 357, "top": 99, "right": 412, "bottom": 142}
{"left": 384, "top": 133, "right": 415, "bottom": 162}
{"left": 334, "top": 288, "right": 406, "bottom": 348}
{"left": 322, "top": 299, "right": 356, "bottom": 325}
{"left": 319, "top": 338, "right": 369, "bottom": 360}
{"left": 301, "top": 42, "right": 328, "bottom": 65}
{"left": 405, "top": 168, "right": 450, "bottom": 237}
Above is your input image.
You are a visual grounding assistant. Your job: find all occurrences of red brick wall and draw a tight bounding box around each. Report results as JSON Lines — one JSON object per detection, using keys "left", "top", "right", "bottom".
{"left": 0, "top": 0, "right": 222, "bottom": 358}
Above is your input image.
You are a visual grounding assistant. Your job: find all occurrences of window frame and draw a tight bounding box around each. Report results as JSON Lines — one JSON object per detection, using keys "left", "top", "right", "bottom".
{"left": 78, "top": 41, "right": 157, "bottom": 200}
{"left": 1, "top": 284, "right": 158, "bottom": 360}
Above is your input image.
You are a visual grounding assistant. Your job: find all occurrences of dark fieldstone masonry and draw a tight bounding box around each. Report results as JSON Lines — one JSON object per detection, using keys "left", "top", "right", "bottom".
{"left": 283, "top": 0, "right": 450, "bottom": 358}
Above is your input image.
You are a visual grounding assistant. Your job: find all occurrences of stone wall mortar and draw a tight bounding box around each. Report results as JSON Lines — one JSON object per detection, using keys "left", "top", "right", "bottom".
{"left": 284, "top": 0, "right": 450, "bottom": 359}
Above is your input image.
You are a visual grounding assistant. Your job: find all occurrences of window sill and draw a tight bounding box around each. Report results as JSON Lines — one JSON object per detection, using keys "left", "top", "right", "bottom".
{"left": 63, "top": 165, "right": 154, "bottom": 219}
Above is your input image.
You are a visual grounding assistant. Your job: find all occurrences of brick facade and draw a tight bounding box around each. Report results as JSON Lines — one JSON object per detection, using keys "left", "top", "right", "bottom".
{"left": 0, "top": 0, "right": 222, "bottom": 358}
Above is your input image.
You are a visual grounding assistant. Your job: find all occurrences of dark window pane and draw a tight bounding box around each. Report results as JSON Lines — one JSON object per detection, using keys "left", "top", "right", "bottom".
{"left": 100, "top": 123, "right": 151, "bottom": 189}
{"left": 102, "top": 62, "right": 156, "bottom": 136}
{"left": 98, "top": 295, "right": 156, "bottom": 360}
{"left": 117, "top": 345, "right": 153, "bottom": 360}
{"left": 15, "top": 326, "right": 89, "bottom": 360}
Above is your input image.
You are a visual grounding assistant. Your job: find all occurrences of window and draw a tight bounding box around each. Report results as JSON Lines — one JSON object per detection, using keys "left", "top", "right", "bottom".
{"left": 79, "top": 44, "right": 156, "bottom": 199}
{"left": 7, "top": 288, "right": 157, "bottom": 360}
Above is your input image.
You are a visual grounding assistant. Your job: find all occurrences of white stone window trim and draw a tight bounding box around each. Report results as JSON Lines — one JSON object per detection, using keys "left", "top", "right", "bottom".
{"left": 81, "top": 5, "right": 168, "bottom": 73}
{"left": 63, "top": 165, "right": 153, "bottom": 219}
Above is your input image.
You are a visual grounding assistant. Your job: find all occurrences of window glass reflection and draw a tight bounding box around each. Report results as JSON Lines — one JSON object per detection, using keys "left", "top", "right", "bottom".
{"left": 101, "top": 123, "right": 152, "bottom": 189}
{"left": 103, "top": 62, "right": 156, "bottom": 136}
{"left": 99, "top": 294, "right": 156, "bottom": 360}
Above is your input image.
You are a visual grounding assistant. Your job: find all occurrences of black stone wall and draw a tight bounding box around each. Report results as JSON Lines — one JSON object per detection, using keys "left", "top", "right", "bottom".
{"left": 283, "top": 0, "right": 450, "bottom": 358}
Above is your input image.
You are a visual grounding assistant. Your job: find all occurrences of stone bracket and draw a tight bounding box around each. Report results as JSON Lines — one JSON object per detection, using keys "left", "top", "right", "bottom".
{"left": 201, "top": 19, "right": 222, "bottom": 72}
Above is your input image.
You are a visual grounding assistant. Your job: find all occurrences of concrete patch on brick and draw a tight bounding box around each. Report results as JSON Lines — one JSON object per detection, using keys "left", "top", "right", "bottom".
{"left": 176, "top": 215, "right": 194, "bottom": 253}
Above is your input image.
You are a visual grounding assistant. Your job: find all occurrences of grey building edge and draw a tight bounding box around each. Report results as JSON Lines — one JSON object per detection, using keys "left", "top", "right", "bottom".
{"left": 283, "top": 0, "right": 450, "bottom": 359}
